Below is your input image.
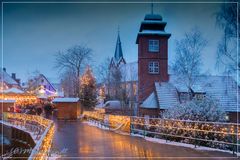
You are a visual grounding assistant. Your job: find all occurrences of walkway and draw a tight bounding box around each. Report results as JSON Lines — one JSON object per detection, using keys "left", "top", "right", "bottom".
{"left": 52, "top": 121, "right": 237, "bottom": 159}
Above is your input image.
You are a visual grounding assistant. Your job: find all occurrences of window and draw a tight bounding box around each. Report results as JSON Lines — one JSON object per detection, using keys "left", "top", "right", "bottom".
{"left": 148, "top": 62, "right": 159, "bottom": 74}
{"left": 180, "top": 93, "right": 189, "bottom": 103}
{"left": 148, "top": 40, "right": 159, "bottom": 52}
{"left": 194, "top": 94, "right": 205, "bottom": 100}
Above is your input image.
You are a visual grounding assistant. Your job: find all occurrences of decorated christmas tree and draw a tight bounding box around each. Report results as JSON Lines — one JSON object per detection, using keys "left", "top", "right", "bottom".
{"left": 80, "top": 66, "right": 97, "bottom": 110}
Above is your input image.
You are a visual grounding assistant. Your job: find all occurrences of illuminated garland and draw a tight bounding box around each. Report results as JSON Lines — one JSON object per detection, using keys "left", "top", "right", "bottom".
{"left": 3, "top": 112, "right": 55, "bottom": 160}
{"left": 83, "top": 111, "right": 240, "bottom": 151}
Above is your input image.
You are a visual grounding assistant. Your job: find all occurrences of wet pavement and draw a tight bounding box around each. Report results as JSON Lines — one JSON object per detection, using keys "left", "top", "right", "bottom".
{"left": 52, "top": 120, "right": 237, "bottom": 159}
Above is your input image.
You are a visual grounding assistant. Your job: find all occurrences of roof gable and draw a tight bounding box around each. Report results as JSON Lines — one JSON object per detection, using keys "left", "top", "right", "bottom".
{"left": 141, "top": 91, "right": 158, "bottom": 109}
{"left": 0, "top": 69, "right": 18, "bottom": 85}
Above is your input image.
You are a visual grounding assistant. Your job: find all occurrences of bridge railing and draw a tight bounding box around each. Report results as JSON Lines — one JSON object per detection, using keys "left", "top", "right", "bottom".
{"left": 83, "top": 111, "right": 240, "bottom": 154}
{"left": 83, "top": 111, "right": 130, "bottom": 133}
{"left": 1, "top": 112, "right": 55, "bottom": 160}
{"left": 131, "top": 116, "right": 240, "bottom": 153}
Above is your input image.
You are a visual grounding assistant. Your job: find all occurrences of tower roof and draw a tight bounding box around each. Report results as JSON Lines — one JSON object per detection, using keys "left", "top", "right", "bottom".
{"left": 114, "top": 33, "right": 124, "bottom": 62}
{"left": 144, "top": 14, "right": 162, "bottom": 21}
{"left": 136, "top": 13, "right": 171, "bottom": 44}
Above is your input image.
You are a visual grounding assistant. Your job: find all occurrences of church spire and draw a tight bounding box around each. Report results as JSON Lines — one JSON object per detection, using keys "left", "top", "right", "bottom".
{"left": 109, "top": 27, "right": 126, "bottom": 68}
{"left": 114, "top": 27, "right": 123, "bottom": 62}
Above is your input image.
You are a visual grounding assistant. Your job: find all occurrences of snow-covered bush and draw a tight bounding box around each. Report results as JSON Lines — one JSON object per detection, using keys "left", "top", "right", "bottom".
{"left": 162, "top": 96, "right": 227, "bottom": 122}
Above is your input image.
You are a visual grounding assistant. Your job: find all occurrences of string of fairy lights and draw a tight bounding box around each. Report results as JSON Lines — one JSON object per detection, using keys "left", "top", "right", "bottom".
{"left": 83, "top": 110, "right": 240, "bottom": 151}
{"left": 3, "top": 112, "right": 55, "bottom": 160}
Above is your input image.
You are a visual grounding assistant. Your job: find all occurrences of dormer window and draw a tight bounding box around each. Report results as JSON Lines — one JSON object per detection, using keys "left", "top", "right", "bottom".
{"left": 148, "top": 40, "right": 159, "bottom": 52}
{"left": 194, "top": 93, "right": 205, "bottom": 100}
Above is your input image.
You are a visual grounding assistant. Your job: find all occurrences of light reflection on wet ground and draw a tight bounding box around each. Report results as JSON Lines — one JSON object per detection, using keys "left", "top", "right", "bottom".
{"left": 52, "top": 121, "right": 237, "bottom": 159}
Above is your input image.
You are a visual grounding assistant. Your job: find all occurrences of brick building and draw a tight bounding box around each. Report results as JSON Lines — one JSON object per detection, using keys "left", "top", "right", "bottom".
{"left": 135, "top": 12, "right": 239, "bottom": 122}
{"left": 136, "top": 13, "right": 170, "bottom": 109}
{"left": 103, "top": 12, "right": 239, "bottom": 122}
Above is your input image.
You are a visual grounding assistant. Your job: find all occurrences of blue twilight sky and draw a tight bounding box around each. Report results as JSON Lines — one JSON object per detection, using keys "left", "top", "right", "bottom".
{"left": 2, "top": 1, "right": 226, "bottom": 83}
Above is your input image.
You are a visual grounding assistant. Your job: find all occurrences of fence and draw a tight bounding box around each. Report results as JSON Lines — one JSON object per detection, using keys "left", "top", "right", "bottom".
{"left": 83, "top": 111, "right": 130, "bottom": 133}
{"left": 83, "top": 111, "right": 240, "bottom": 154}
{"left": 1, "top": 112, "right": 55, "bottom": 160}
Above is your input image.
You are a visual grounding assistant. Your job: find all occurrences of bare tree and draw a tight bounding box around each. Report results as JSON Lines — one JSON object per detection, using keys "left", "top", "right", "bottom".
{"left": 215, "top": 1, "right": 239, "bottom": 75}
{"left": 60, "top": 69, "right": 77, "bottom": 97}
{"left": 172, "top": 28, "right": 207, "bottom": 93}
{"left": 120, "top": 63, "right": 138, "bottom": 115}
{"left": 26, "top": 70, "right": 41, "bottom": 92}
{"left": 98, "top": 57, "right": 111, "bottom": 100}
{"left": 55, "top": 45, "right": 93, "bottom": 97}
{"left": 110, "top": 66, "right": 122, "bottom": 99}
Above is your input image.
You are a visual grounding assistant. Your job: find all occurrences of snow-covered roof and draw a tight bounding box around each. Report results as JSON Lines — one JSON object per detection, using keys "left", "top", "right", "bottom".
{"left": 0, "top": 69, "right": 18, "bottom": 85}
{"left": 191, "top": 75, "right": 239, "bottom": 112}
{"left": 191, "top": 84, "right": 205, "bottom": 93}
{"left": 141, "top": 92, "right": 158, "bottom": 109}
{"left": 52, "top": 98, "right": 79, "bottom": 103}
{"left": 175, "top": 85, "right": 189, "bottom": 93}
{"left": 103, "top": 100, "right": 121, "bottom": 109}
{"left": 138, "top": 30, "right": 171, "bottom": 36}
{"left": 137, "top": 13, "right": 171, "bottom": 43}
{"left": 155, "top": 82, "right": 179, "bottom": 110}
{"left": 37, "top": 95, "right": 48, "bottom": 99}
{"left": 144, "top": 14, "right": 163, "bottom": 20}
{"left": 145, "top": 75, "right": 239, "bottom": 112}
{"left": 142, "top": 21, "right": 166, "bottom": 25}
{"left": 175, "top": 84, "right": 205, "bottom": 93}
{"left": 167, "top": 75, "right": 239, "bottom": 112}
{"left": 28, "top": 74, "right": 57, "bottom": 92}
{"left": 0, "top": 99, "right": 16, "bottom": 103}
{"left": 3, "top": 88, "right": 24, "bottom": 94}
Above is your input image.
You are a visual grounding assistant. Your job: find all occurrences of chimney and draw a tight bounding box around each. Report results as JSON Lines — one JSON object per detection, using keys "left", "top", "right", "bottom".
{"left": 16, "top": 79, "right": 21, "bottom": 85}
{"left": 3, "top": 68, "right": 6, "bottom": 72}
{"left": 12, "top": 73, "right": 16, "bottom": 80}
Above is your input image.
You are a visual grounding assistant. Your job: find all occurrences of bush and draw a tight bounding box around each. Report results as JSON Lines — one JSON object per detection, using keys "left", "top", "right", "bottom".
{"left": 162, "top": 96, "right": 227, "bottom": 122}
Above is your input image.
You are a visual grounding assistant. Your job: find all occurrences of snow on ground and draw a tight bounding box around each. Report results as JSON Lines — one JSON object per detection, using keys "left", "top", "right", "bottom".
{"left": 83, "top": 120, "right": 239, "bottom": 156}
{"left": 0, "top": 120, "right": 38, "bottom": 143}
{"left": 83, "top": 120, "right": 110, "bottom": 130}
{"left": 52, "top": 98, "right": 79, "bottom": 103}
{"left": 48, "top": 153, "right": 61, "bottom": 160}
{"left": 131, "top": 133, "right": 240, "bottom": 156}
{"left": 84, "top": 120, "right": 131, "bottom": 136}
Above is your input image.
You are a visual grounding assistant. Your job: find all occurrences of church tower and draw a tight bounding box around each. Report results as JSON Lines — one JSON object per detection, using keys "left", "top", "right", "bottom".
{"left": 110, "top": 29, "right": 126, "bottom": 68}
{"left": 136, "top": 12, "right": 171, "bottom": 105}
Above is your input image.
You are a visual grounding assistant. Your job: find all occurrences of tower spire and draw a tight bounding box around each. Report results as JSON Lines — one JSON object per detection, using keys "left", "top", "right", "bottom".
{"left": 151, "top": 1, "right": 153, "bottom": 14}
{"left": 114, "top": 26, "right": 123, "bottom": 62}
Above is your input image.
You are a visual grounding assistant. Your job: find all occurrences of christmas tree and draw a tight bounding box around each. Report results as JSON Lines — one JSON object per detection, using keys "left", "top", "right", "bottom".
{"left": 80, "top": 66, "right": 97, "bottom": 110}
